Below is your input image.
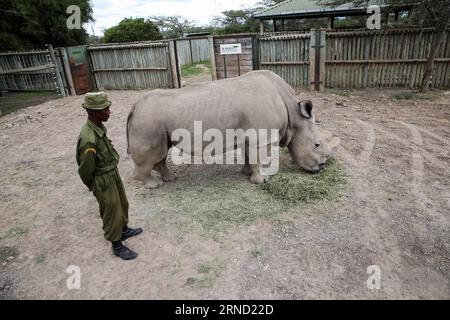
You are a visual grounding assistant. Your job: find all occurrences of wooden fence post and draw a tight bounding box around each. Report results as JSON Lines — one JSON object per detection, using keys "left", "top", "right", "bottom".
{"left": 47, "top": 44, "right": 66, "bottom": 96}
{"left": 309, "top": 29, "right": 316, "bottom": 91}
{"left": 308, "top": 29, "right": 326, "bottom": 92}
{"left": 319, "top": 29, "right": 326, "bottom": 92}
{"left": 169, "top": 40, "right": 181, "bottom": 88}
{"left": 59, "top": 47, "right": 76, "bottom": 95}
{"left": 189, "top": 39, "right": 194, "bottom": 64}
{"left": 209, "top": 36, "right": 217, "bottom": 81}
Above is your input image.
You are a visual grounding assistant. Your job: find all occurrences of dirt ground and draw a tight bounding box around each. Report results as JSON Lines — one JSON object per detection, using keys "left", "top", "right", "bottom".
{"left": 0, "top": 74, "right": 449, "bottom": 299}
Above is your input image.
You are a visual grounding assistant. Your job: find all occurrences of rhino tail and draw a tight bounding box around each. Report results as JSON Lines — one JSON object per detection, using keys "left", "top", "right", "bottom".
{"left": 126, "top": 103, "right": 137, "bottom": 155}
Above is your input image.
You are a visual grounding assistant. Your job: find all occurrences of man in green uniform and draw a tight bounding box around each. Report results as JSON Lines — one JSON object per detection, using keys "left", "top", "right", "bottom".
{"left": 76, "top": 92, "right": 142, "bottom": 260}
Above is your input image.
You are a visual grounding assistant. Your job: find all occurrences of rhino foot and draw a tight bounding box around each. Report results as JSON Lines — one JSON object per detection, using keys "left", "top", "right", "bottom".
{"left": 144, "top": 176, "right": 164, "bottom": 189}
{"left": 250, "top": 174, "right": 269, "bottom": 184}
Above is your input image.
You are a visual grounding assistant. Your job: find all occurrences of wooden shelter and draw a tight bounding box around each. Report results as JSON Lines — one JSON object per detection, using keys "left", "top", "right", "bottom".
{"left": 253, "top": 0, "right": 416, "bottom": 32}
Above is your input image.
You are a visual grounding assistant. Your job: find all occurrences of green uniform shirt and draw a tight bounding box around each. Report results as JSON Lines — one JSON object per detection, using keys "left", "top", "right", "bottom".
{"left": 76, "top": 119, "right": 120, "bottom": 191}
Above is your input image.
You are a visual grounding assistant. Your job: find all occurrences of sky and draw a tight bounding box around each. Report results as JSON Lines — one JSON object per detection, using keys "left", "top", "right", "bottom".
{"left": 86, "top": 0, "right": 262, "bottom": 36}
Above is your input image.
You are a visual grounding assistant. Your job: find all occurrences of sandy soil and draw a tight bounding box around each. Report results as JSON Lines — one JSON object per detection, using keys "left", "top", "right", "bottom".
{"left": 0, "top": 77, "right": 449, "bottom": 299}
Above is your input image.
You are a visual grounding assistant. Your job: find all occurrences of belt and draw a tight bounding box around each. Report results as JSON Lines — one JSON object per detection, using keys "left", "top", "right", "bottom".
{"left": 95, "top": 165, "right": 117, "bottom": 176}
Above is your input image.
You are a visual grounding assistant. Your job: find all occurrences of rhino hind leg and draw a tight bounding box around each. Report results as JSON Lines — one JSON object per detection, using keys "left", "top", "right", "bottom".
{"left": 154, "top": 157, "right": 176, "bottom": 182}
{"left": 132, "top": 162, "right": 164, "bottom": 189}
{"left": 131, "top": 146, "right": 167, "bottom": 188}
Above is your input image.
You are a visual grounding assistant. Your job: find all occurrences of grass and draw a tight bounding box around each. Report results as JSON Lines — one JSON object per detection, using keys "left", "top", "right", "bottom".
{"left": 261, "top": 158, "right": 346, "bottom": 203}
{"left": 250, "top": 249, "right": 262, "bottom": 258}
{"left": 392, "top": 91, "right": 438, "bottom": 101}
{"left": 185, "top": 259, "right": 224, "bottom": 289}
{"left": 197, "top": 264, "right": 212, "bottom": 274}
{"left": 181, "top": 61, "right": 211, "bottom": 78}
{"left": 0, "top": 246, "right": 18, "bottom": 263}
{"left": 35, "top": 253, "right": 46, "bottom": 264}
{"left": 0, "top": 91, "right": 59, "bottom": 116}
{"left": 328, "top": 89, "right": 352, "bottom": 97}
{"left": 0, "top": 225, "right": 28, "bottom": 241}
{"left": 144, "top": 153, "right": 346, "bottom": 236}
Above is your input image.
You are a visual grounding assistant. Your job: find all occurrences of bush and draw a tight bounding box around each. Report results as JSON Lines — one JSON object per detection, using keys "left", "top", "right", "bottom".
{"left": 103, "top": 18, "right": 162, "bottom": 43}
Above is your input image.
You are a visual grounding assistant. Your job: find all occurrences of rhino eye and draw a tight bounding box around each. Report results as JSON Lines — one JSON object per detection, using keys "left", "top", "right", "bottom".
{"left": 314, "top": 143, "right": 321, "bottom": 148}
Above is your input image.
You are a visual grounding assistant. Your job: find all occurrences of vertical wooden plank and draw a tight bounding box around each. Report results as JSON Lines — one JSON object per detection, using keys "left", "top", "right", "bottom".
{"left": 169, "top": 40, "right": 180, "bottom": 88}
{"left": 47, "top": 44, "right": 66, "bottom": 96}
{"left": 319, "top": 30, "right": 326, "bottom": 92}
{"left": 309, "top": 29, "right": 316, "bottom": 91}
{"left": 59, "top": 47, "right": 76, "bottom": 95}
{"left": 208, "top": 36, "right": 217, "bottom": 80}
{"left": 223, "top": 55, "right": 227, "bottom": 79}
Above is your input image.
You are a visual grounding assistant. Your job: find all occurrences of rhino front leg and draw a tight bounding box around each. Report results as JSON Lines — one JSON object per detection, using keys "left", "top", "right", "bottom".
{"left": 248, "top": 146, "right": 269, "bottom": 184}
{"left": 249, "top": 163, "right": 269, "bottom": 184}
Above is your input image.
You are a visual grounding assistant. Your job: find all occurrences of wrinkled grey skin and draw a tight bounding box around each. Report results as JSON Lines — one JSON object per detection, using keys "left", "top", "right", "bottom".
{"left": 127, "top": 70, "right": 338, "bottom": 188}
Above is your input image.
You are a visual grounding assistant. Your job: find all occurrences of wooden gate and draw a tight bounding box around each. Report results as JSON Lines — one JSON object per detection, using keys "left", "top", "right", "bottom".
{"left": 87, "top": 41, "right": 180, "bottom": 90}
{"left": 66, "top": 46, "right": 94, "bottom": 95}
{"left": 209, "top": 34, "right": 258, "bottom": 80}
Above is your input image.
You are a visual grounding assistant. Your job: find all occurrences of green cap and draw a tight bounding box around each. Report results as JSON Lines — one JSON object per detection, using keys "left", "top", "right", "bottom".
{"left": 82, "top": 91, "right": 112, "bottom": 110}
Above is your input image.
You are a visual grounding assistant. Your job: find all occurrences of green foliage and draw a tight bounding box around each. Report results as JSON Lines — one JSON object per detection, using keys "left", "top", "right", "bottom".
{"left": 212, "top": 9, "right": 260, "bottom": 34}
{"left": 149, "top": 15, "right": 196, "bottom": 39}
{"left": 181, "top": 61, "right": 211, "bottom": 78}
{"left": 103, "top": 18, "right": 162, "bottom": 43}
{"left": 392, "top": 91, "right": 437, "bottom": 101}
{"left": 0, "top": 246, "right": 18, "bottom": 263}
{"left": 0, "top": 0, "right": 93, "bottom": 50}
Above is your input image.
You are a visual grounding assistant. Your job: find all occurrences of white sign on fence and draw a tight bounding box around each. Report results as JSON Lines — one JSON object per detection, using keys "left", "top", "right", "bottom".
{"left": 220, "top": 43, "right": 242, "bottom": 55}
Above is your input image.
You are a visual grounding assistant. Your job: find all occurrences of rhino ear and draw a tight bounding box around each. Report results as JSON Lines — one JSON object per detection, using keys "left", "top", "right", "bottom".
{"left": 299, "top": 100, "right": 313, "bottom": 118}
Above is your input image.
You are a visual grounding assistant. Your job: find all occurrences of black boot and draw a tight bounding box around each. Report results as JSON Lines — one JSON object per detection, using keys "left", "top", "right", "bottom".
{"left": 122, "top": 225, "right": 143, "bottom": 241}
{"left": 111, "top": 241, "right": 138, "bottom": 260}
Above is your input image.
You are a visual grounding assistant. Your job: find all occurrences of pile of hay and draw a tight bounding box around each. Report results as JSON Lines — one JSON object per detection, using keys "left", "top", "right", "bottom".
{"left": 261, "top": 157, "right": 346, "bottom": 203}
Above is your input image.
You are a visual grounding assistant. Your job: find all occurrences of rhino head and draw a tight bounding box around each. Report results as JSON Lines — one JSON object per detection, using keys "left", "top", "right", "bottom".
{"left": 285, "top": 100, "right": 340, "bottom": 173}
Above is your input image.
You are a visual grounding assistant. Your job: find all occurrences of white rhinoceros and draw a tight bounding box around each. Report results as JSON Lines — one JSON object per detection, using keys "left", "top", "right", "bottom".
{"left": 126, "top": 70, "right": 339, "bottom": 188}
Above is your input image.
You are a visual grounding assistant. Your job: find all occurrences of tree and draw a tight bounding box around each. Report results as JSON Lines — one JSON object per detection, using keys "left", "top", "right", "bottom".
{"left": 316, "top": 0, "right": 450, "bottom": 92}
{"left": 149, "top": 16, "right": 196, "bottom": 39}
{"left": 0, "top": 0, "right": 93, "bottom": 50}
{"left": 212, "top": 9, "right": 259, "bottom": 34}
{"left": 103, "top": 18, "right": 162, "bottom": 43}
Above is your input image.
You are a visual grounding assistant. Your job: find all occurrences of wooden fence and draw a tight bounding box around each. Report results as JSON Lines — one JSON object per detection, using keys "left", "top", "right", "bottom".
{"left": 325, "top": 28, "right": 450, "bottom": 89}
{"left": 0, "top": 46, "right": 66, "bottom": 95}
{"left": 176, "top": 38, "right": 210, "bottom": 66}
{"left": 2, "top": 28, "right": 448, "bottom": 94}
{"left": 87, "top": 41, "right": 179, "bottom": 90}
{"left": 211, "top": 28, "right": 450, "bottom": 90}
{"left": 258, "top": 33, "right": 311, "bottom": 88}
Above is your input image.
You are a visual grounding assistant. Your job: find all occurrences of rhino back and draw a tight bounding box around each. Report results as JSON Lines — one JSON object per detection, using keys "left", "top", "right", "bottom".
{"left": 132, "top": 70, "right": 297, "bottom": 136}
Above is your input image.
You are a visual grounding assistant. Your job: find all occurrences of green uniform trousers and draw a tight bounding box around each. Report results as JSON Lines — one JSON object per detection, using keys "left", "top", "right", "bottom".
{"left": 93, "top": 168, "right": 129, "bottom": 242}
